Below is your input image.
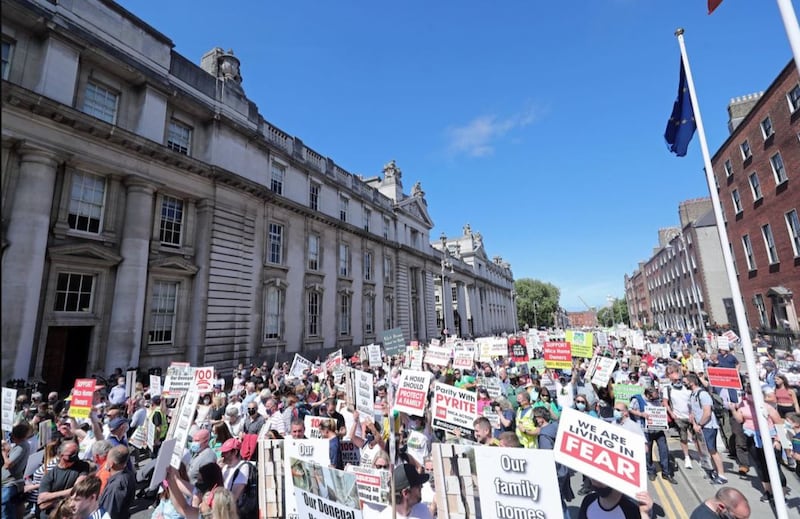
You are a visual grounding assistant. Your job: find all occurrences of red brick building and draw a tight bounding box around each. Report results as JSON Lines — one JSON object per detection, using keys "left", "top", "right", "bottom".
{"left": 711, "top": 61, "right": 799, "bottom": 337}
{"left": 567, "top": 310, "right": 598, "bottom": 328}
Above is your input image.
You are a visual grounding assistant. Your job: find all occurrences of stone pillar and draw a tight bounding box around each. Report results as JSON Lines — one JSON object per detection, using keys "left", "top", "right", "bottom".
{"left": 105, "top": 179, "right": 155, "bottom": 372}
{"left": 1, "top": 146, "right": 59, "bottom": 379}
{"left": 441, "top": 275, "right": 454, "bottom": 334}
{"left": 187, "top": 199, "right": 211, "bottom": 367}
{"left": 456, "top": 282, "right": 468, "bottom": 337}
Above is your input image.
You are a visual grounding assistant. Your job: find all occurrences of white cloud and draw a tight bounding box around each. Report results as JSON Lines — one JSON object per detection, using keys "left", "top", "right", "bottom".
{"left": 445, "top": 105, "right": 540, "bottom": 158}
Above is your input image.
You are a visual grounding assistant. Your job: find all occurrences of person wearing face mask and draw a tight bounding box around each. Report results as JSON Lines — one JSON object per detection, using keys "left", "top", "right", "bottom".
{"left": 641, "top": 387, "right": 677, "bottom": 484}
{"left": 37, "top": 441, "right": 91, "bottom": 519}
{"left": 689, "top": 486, "right": 750, "bottom": 519}
{"left": 576, "top": 478, "right": 652, "bottom": 519}
{"left": 350, "top": 411, "right": 385, "bottom": 467}
{"left": 241, "top": 402, "right": 265, "bottom": 436}
{"left": 662, "top": 363, "right": 696, "bottom": 469}
{"left": 187, "top": 430, "right": 216, "bottom": 489}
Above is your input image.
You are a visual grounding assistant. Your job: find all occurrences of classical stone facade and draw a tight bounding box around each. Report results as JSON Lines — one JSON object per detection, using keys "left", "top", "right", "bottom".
{"left": 0, "top": 0, "right": 516, "bottom": 391}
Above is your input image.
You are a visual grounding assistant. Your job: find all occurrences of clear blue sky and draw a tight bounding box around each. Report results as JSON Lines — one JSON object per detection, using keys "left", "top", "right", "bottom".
{"left": 118, "top": 0, "right": 793, "bottom": 311}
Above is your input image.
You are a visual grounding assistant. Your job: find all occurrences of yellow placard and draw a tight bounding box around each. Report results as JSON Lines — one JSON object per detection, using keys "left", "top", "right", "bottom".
{"left": 566, "top": 330, "right": 594, "bottom": 358}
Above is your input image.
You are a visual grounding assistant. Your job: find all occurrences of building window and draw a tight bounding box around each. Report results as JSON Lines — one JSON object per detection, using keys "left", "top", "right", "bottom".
{"left": 339, "top": 244, "right": 350, "bottom": 277}
{"left": 148, "top": 281, "right": 177, "bottom": 344}
{"left": 166, "top": 119, "right": 191, "bottom": 155}
{"left": 68, "top": 172, "right": 106, "bottom": 234}
{"left": 729, "top": 243, "right": 738, "bottom": 276}
{"left": 754, "top": 294, "right": 768, "bottom": 326}
{"left": 770, "top": 152, "right": 787, "bottom": 184}
{"left": 159, "top": 196, "right": 184, "bottom": 247}
{"left": 309, "top": 182, "right": 320, "bottom": 211}
{"left": 760, "top": 116, "right": 774, "bottom": 140}
{"left": 307, "top": 291, "right": 320, "bottom": 337}
{"left": 264, "top": 285, "right": 284, "bottom": 339}
{"left": 788, "top": 84, "right": 800, "bottom": 113}
{"left": 338, "top": 293, "right": 351, "bottom": 336}
{"left": 761, "top": 224, "right": 779, "bottom": 264}
{"left": 410, "top": 229, "right": 419, "bottom": 248}
{"left": 82, "top": 81, "right": 118, "bottom": 124}
{"left": 384, "top": 256, "right": 393, "bottom": 284}
{"left": 54, "top": 273, "right": 94, "bottom": 312}
{"left": 1, "top": 40, "right": 13, "bottom": 80}
{"left": 742, "top": 234, "right": 756, "bottom": 271}
{"left": 339, "top": 195, "right": 349, "bottom": 222}
{"left": 364, "top": 251, "right": 373, "bottom": 281}
{"left": 271, "top": 163, "right": 285, "bottom": 195}
{"left": 383, "top": 217, "right": 391, "bottom": 239}
{"left": 268, "top": 223, "right": 283, "bottom": 264}
{"left": 451, "top": 286, "right": 458, "bottom": 304}
{"left": 307, "top": 234, "right": 320, "bottom": 271}
{"left": 723, "top": 159, "right": 733, "bottom": 177}
{"left": 748, "top": 172, "right": 762, "bottom": 202}
{"left": 786, "top": 209, "right": 800, "bottom": 257}
{"left": 364, "top": 295, "right": 375, "bottom": 335}
{"left": 731, "top": 189, "right": 743, "bottom": 214}
{"left": 363, "top": 207, "right": 371, "bottom": 232}
{"left": 739, "top": 140, "right": 752, "bottom": 161}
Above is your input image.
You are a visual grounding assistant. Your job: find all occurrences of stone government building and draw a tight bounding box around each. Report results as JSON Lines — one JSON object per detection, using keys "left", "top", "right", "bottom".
{"left": 1, "top": 0, "right": 517, "bottom": 392}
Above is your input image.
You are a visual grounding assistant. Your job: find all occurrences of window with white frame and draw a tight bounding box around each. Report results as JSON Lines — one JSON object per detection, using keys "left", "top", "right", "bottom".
{"left": 307, "top": 290, "right": 320, "bottom": 337}
{"left": 770, "top": 152, "right": 787, "bottom": 184}
{"left": 148, "top": 281, "right": 177, "bottom": 344}
{"left": 740, "top": 140, "right": 752, "bottom": 161}
{"left": 264, "top": 285, "right": 284, "bottom": 339}
{"left": 729, "top": 243, "right": 738, "bottom": 275}
{"left": 384, "top": 297, "right": 394, "bottom": 329}
{"left": 723, "top": 159, "right": 733, "bottom": 177}
{"left": 68, "top": 172, "right": 106, "bottom": 234}
{"left": 159, "top": 196, "right": 184, "bottom": 247}
{"left": 1, "top": 39, "right": 13, "bottom": 80}
{"left": 54, "top": 272, "right": 94, "bottom": 312}
{"left": 338, "top": 293, "right": 351, "bottom": 336}
{"left": 271, "top": 163, "right": 285, "bottom": 195}
{"left": 166, "top": 119, "right": 192, "bottom": 155}
{"left": 451, "top": 285, "right": 458, "bottom": 304}
{"left": 268, "top": 223, "right": 283, "bottom": 264}
{"left": 788, "top": 84, "right": 800, "bottom": 113}
{"left": 364, "top": 295, "right": 375, "bottom": 335}
{"left": 383, "top": 217, "right": 390, "bottom": 239}
{"left": 748, "top": 172, "right": 762, "bottom": 201}
{"left": 339, "top": 243, "right": 350, "bottom": 277}
{"left": 361, "top": 251, "right": 373, "bottom": 282}
{"left": 731, "top": 189, "right": 743, "bottom": 214}
{"left": 339, "top": 195, "right": 349, "bottom": 222}
{"left": 307, "top": 234, "right": 320, "bottom": 271}
{"left": 384, "top": 256, "right": 393, "bottom": 284}
{"left": 742, "top": 234, "right": 756, "bottom": 271}
{"left": 363, "top": 207, "right": 371, "bottom": 232}
{"left": 309, "top": 182, "right": 320, "bottom": 211}
{"left": 82, "top": 81, "right": 118, "bottom": 124}
{"left": 754, "top": 294, "right": 768, "bottom": 326}
{"left": 761, "top": 223, "right": 779, "bottom": 264}
{"left": 760, "top": 116, "right": 774, "bottom": 140}
{"left": 786, "top": 209, "right": 800, "bottom": 257}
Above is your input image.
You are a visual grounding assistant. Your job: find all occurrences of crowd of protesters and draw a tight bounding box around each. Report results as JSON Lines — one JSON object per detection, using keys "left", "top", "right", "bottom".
{"left": 2, "top": 328, "right": 799, "bottom": 519}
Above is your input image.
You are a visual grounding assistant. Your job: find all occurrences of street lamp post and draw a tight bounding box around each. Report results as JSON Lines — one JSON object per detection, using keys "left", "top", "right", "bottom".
{"left": 533, "top": 301, "right": 538, "bottom": 330}
{"left": 439, "top": 232, "right": 453, "bottom": 335}
{"left": 607, "top": 295, "right": 616, "bottom": 328}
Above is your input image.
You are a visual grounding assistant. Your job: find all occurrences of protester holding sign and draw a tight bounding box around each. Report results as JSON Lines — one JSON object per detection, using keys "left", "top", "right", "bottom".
{"left": 577, "top": 479, "right": 653, "bottom": 519}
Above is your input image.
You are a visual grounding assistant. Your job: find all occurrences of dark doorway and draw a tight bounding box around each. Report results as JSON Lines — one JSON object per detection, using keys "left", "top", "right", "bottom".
{"left": 42, "top": 326, "right": 92, "bottom": 394}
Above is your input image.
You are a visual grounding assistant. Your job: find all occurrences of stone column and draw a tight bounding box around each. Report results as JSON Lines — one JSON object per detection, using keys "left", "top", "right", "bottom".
{"left": 187, "top": 199, "right": 212, "bottom": 367}
{"left": 105, "top": 179, "right": 155, "bottom": 372}
{"left": 1, "top": 146, "right": 59, "bottom": 379}
{"left": 441, "top": 275, "right": 454, "bottom": 335}
{"left": 456, "top": 282, "right": 469, "bottom": 337}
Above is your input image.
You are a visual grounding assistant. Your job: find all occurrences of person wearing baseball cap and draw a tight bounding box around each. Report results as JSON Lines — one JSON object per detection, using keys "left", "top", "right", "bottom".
{"left": 219, "top": 438, "right": 248, "bottom": 502}
{"left": 378, "top": 463, "right": 432, "bottom": 518}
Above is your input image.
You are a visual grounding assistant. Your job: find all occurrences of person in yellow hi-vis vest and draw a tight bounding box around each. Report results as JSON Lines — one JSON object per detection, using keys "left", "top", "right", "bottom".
{"left": 515, "top": 390, "right": 540, "bottom": 448}
{"left": 147, "top": 395, "right": 168, "bottom": 456}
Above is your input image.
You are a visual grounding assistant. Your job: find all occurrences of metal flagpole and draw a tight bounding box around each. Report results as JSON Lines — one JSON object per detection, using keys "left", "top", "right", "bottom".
{"left": 776, "top": 0, "right": 800, "bottom": 73}
{"left": 675, "top": 28, "right": 788, "bottom": 518}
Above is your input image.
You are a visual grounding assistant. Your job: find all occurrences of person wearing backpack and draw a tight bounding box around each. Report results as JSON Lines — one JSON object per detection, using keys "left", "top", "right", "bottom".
{"left": 686, "top": 374, "right": 728, "bottom": 484}
{"left": 219, "top": 438, "right": 257, "bottom": 518}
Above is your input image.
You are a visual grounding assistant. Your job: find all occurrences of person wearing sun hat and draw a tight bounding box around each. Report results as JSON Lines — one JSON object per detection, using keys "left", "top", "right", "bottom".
{"left": 378, "top": 463, "right": 432, "bottom": 519}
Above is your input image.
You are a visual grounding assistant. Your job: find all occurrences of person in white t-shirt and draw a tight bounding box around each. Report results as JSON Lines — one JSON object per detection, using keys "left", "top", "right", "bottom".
{"left": 662, "top": 363, "right": 696, "bottom": 469}
{"left": 403, "top": 415, "right": 432, "bottom": 468}
{"left": 219, "top": 438, "right": 248, "bottom": 502}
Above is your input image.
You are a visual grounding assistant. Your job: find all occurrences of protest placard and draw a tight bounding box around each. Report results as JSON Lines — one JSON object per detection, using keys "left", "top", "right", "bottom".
{"left": 707, "top": 367, "right": 743, "bottom": 389}
{"left": 163, "top": 363, "right": 193, "bottom": 397}
{"left": 483, "top": 409, "right": 501, "bottom": 430}
{"left": 431, "top": 382, "right": 478, "bottom": 439}
{"left": 325, "top": 349, "right": 343, "bottom": 373}
{"left": 431, "top": 443, "right": 480, "bottom": 518}
{"left": 340, "top": 440, "right": 360, "bottom": 466}
{"left": 554, "top": 408, "right": 646, "bottom": 498}
{"left": 409, "top": 348, "right": 424, "bottom": 371}
{"left": 477, "top": 376, "right": 503, "bottom": 399}
{"left": 543, "top": 341, "right": 572, "bottom": 369}
{"left": 381, "top": 327, "right": 405, "bottom": 356}
{"left": 354, "top": 369, "right": 375, "bottom": 417}
{"left": 393, "top": 370, "right": 431, "bottom": 416}
{"left": 258, "top": 439, "right": 285, "bottom": 519}
{"left": 644, "top": 405, "right": 669, "bottom": 431}
{"left": 431, "top": 338, "right": 441, "bottom": 347}
{"left": 344, "top": 465, "right": 390, "bottom": 505}
{"left": 723, "top": 330, "right": 739, "bottom": 343}
{"left": 283, "top": 439, "right": 332, "bottom": 519}
{"left": 148, "top": 438, "right": 176, "bottom": 491}
{"left": 170, "top": 389, "right": 199, "bottom": 469}
{"left": 691, "top": 357, "right": 705, "bottom": 374}
{"left": 507, "top": 338, "right": 528, "bottom": 362}
{"left": 149, "top": 375, "right": 161, "bottom": 396}
{"left": 291, "top": 458, "right": 363, "bottom": 519}
{"left": 424, "top": 345, "right": 452, "bottom": 367}
{"left": 474, "top": 446, "right": 564, "bottom": 519}
{"left": 566, "top": 330, "right": 594, "bottom": 358}
{"left": 304, "top": 415, "right": 329, "bottom": 439}
{"left": 716, "top": 335, "right": 730, "bottom": 352}
{"left": 367, "top": 344, "right": 382, "bottom": 368}
{"left": 2, "top": 387, "right": 16, "bottom": 432}
{"left": 289, "top": 354, "right": 313, "bottom": 378}
{"left": 528, "top": 358, "right": 545, "bottom": 373}
{"left": 125, "top": 369, "right": 137, "bottom": 400}
{"left": 453, "top": 349, "right": 474, "bottom": 370}
{"left": 190, "top": 366, "right": 215, "bottom": 394}
{"left": 38, "top": 419, "right": 52, "bottom": 450}
{"left": 613, "top": 384, "right": 643, "bottom": 405}
{"left": 129, "top": 421, "right": 148, "bottom": 449}
{"left": 591, "top": 357, "right": 617, "bottom": 387}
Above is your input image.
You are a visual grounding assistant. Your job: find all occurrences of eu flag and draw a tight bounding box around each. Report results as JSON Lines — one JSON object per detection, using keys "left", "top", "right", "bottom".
{"left": 664, "top": 59, "right": 696, "bottom": 157}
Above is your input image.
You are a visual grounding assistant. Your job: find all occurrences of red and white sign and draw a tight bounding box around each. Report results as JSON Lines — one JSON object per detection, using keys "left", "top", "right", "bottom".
{"left": 68, "top": 379, "right": 96, "bottom": 419}
{"left": 453, "top": 350, "right": 474, "bottom": 370}
{"left": 393, "top": 370, "right": 431, "bottom": 416}
{"left": 553, "top": 408, "right": 646, "bottom": 498}
{"left": 431, "top": 382, "right": 478, "bottom": 438}
{"left": 723, "top": 330, "right": 739, "bottom": 343}
{"left": 707, "top": 367, "right": 742, "bottom": 390}
{"left": 591, "top": 357, "right": 617, "bottom": 387}
{"left": 191, "top": 366, "right": 214, "bottom": 394}
{"left": 543, "top": 341, "right": 572, "bottom": 369}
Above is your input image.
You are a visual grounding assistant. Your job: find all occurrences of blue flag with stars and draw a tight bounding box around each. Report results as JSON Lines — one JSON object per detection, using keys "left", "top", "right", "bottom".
{"left": 664, "top": 59, "right": 696, "bottom": 156}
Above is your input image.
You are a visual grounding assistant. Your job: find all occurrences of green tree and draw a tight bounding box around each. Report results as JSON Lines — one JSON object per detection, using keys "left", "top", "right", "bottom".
{"left": 598, "top": 297, "right": 629, "bottom": 327}
{"left": 514, "top": 279, "right": 560, "bottom": 329}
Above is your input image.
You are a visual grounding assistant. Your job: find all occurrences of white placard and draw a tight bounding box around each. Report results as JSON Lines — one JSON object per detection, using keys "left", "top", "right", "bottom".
{"left": 344, "top": 465, "right": 390, "bottom": 505}
{"left": 283, "top": 439, "right": 331, "bottom": 519}
{"left": 424, "top": 345, "right": 452, "bottom": 367}
{"left": 408, "top": 349, "right": 424, "bottom": 371}
{"left": 2, "top": 387, "right": 17, "bottom": 432}
{"left": 474, "top": 446, "right": 564, "bottom": 519}
{"left": 591, "top": 357, "right": 617, "bottom": 387}
{"left": 170, "top": 390, "right": 199, "bottom": 469}
{"left": 163, "top": 363, "right": 193, "bottom": 397}
{"left": 354, "top": 369, "right": 375, "bottom": 417}
{"left": 289, "top": 354, "right": 313, "bottom": 379}
{"left": 554, "top": 408, "right": 647, "bottom": 498}
{"left": 367, "top": 344, "right": 382, "bottom": 368}
{"left": 393, "top": 370, "right": 431, "bottom": 416}
{"left": 453, "top": 349, "right": 474, "bottom": 370}
{"left": 691, "top": 358, "right": 705, "bottom": 373}
{"left": 431, "top": 382, "right": 478, "bottom": 439}
{"left": 304, "top": 415, "right": 328, "bottom": 439}
{"left": 148, "top": 438, "right": 176, "bottom": 491}
{"left": 125, "top": 369, "right": 137, "bottom": 400}
{"left": 644, "top": 405, "right": 669, "bottom": 431}
{"left": 190, "top": 366, "right": 215, "bottom": 394}
{"left": 149, "top": 375, "right": 161, "bottom": 396}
